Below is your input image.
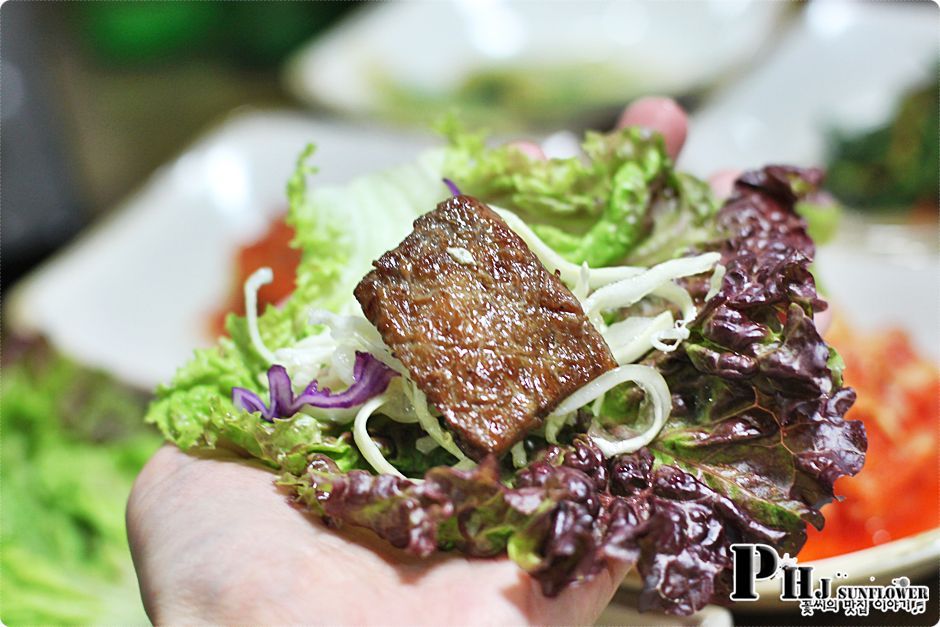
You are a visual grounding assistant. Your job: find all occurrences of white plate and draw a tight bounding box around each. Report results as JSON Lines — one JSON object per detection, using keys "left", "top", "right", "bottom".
{"left": 285, "top": 0, "right": 785, "bottom": 126}
{"left": 7, "top": 110, "right": 434, "bottom": 388}
{"left": 681, "top": 0, "right": 937, "bottom": 176}
{"left": 598, "top": 594, "right": 732, "bottom": 626}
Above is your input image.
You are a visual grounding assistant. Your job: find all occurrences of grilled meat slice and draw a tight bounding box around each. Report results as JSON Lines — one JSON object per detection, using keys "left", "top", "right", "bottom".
{"left": 355, "top": 195, "right": 616, "bottom": 459}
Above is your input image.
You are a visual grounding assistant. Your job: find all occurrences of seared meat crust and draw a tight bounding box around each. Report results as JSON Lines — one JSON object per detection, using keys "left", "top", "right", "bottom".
{"left": 355, "top": 196, "right": 616, "bottom": 459}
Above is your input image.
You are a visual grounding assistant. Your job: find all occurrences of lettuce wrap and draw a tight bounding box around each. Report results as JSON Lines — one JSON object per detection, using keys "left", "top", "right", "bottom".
{"left": 146, "top": 125, "right": 865, "bottom": 615}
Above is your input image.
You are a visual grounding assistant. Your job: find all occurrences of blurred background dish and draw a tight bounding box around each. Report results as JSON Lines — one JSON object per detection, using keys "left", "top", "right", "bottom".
{"left": 285, "top": 0, "right": 789, "bottom": 130}
{"left": 2, "top": 1, "right": 937, "bottom": 625}
{"left": 7, "top": 111, "right": 433, "bottom": 389}
{"left": 680, "top": 0, "right": 937, "bottom": 177}
{"left": 1, "top": 1, "right": 361, "bottom": 290}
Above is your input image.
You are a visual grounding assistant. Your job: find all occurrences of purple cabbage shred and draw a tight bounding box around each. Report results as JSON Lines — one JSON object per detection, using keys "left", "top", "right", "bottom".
{"left": 442, "top": 178, "right": 461, "bottom": 196}
{"left": 232, "top": 352, "right": 397, "bottom": 421}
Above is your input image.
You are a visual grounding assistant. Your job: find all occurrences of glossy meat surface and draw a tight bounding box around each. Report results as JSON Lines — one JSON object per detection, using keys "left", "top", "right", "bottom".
{"left": 355, "top": 196, "right": 616, "bottom": 459}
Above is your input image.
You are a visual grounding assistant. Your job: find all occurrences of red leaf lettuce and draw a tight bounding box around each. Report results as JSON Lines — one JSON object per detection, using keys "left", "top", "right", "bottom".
{"left": 284, "top": 166, "right": 866, "bottom": 615}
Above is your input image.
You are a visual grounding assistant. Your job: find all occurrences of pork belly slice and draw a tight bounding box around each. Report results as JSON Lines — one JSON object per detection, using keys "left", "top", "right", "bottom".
{"left": 354, "top": 195, "right": 616, "bottom": 459}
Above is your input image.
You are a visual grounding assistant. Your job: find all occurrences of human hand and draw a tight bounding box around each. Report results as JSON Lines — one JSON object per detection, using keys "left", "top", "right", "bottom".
{"left": 128, "top": 444, "right": 631, "bottom": 624}
{"left": 127, "top": 97, "right": 820, "bottom": 625}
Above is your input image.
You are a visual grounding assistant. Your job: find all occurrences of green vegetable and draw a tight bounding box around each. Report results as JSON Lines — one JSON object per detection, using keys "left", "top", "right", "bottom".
{"left": 825, "top": 78, "right": 939, "bottom": 212}
{"left": 440, "top": 119, "right": 719, "bottom": 266}
{"left": 1, "top": 342, "right": 161, "bottom": 626}
{"left": 796, "top": 197, "right": 841, "bottom": 245}
{"left": 146, "top": 147, "right": 349, "bottom": 451}
{"left": 146, "top": 145, "right": 445, "bottom": 458}
{"left": 148, "top": 124, "right": 720, "bottom": 466}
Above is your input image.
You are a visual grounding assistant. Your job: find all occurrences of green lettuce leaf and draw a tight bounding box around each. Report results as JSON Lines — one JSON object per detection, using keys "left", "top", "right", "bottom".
{"left": 1, "top": 341, "right": 161, "bottom": 626}
{"left": 145, "top": 146, "right": 446, "bottom": 460}
{"left": 440, "top": 120, "right": 719, "bottom": 265}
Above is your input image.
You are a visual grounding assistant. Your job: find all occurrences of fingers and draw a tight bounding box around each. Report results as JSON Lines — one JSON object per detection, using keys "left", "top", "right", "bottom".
{"left": 510, "top": 140, "right": 546, "bottom": 161}
{"left": 508, "top": 96, "right": 688, "bottom": 162}
{"left": 815, "top": 306, "right": 833, "bottom": 336}
{"left": 526, "top": 558, "right": 634, "bottom": 625}
{"left": 616, "top": 96, "right": 688, "bottom": 160}
{"left": 707, "top": 169, "right": 741, "bottom": 200}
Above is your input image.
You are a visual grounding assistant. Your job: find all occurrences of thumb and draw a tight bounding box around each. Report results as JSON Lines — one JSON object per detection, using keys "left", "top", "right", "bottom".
{"left": 525, "top": 559, "right": 635, "bottom": 625}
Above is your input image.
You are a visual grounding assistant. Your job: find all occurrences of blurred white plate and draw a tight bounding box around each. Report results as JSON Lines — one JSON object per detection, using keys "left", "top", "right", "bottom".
{"left": 817, "top": 220, "right": 940, "bottom": 360}
{"left": 681, "top": 0, "right": 937, "bottom": 176}
{"left": 7, "top": 109, "right": 433, "bottom": 388}
{"left": 286, "top": 0, "right": 786, "bottom": 126}
{"left": 598, "top": 594, "right": 732, "bottom": 626}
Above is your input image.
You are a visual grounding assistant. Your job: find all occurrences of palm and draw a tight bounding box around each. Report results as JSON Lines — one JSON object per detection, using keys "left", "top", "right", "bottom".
{"left": 127, "top": 446, "right": 627, "bottom": 624}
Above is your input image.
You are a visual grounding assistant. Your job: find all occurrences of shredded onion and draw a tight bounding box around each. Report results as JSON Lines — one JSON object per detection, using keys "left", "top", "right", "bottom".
{"left": 604, "top": 312, "right": 675, "bottom": 364}
{"left": 651, "top": 323, "right": 691, "bottom": 352}
{"left": 582, "top": 252, "right": 720, "bottom": 316}
{"left": 651, "top": 282, "right": 696, "bottom": 324}
{"left": 309, "top": 309, "right": 408, "bottom": 375}
{"left": 591, "top": 392, "right": 606, "bottom": 417}
{"left": 409, "top": 383, "right": 472, "bottom": 463}
{"left": 415, "top": 435, "right": 438, "bottom": 454}
{"left": 244, "top": 267, "right": 277, "bottom": 363}
{"left": 493, "top": 207, "right": 645, "bottom": 288}
{"left": 706, "top": 263, "right": 726, "bottom": 301}
{"left": 603, "top": 315, "right": 658, "bottom": 346}
{"left": 510, "top": 441, "right": 527, "bottom": 468}
{"left": 274, "top": 333, "right": 336, "bottom": 386}
{"left": 353, "top": 394, "right": 404, "bottom": 477}
{"left": 573, "top": 262, "right": 591, "bottom": 302}
{"left": 300, "top": 404, "right": 359, "bottom": 424}
{"left": 544, "top": 412, "right": 571, "bottom": 444}
{"left": 495, "top": 205, "right": 705, "bottom": 360}
{"left": 549, "top": 365, "right": 672, "bottom": 457}
{"left": 368, "top": 378, "right": 417, "bottom": 424}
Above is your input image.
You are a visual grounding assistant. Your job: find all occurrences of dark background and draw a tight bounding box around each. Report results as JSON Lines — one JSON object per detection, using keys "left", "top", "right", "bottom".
{"left": 1, "top": 1, "right": 358, "bottom": 289}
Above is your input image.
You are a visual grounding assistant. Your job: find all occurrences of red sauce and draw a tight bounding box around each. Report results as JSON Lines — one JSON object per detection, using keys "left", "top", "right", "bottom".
{"left": 211, "top": 216, "right": 301, "bottom": 337}
{"left": 799, "top": 317, "right": 940, "bottom": 560}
